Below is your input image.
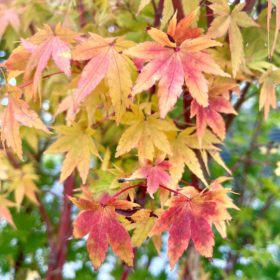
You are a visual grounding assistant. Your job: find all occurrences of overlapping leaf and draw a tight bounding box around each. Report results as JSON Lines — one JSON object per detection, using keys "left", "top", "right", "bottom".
{"left": 70, "top": 189, "right": 137, "bottom": 270}
{"left": 259, "top": 67, "right": 280, "bottom": 119}
{"left": 169, "top": 128, "right": 230, "bottom": 186}
{"left": 116, "top": 106, "right": 176, "bottom": 162}
{"left": 190, "top": 80, "right": 237, "bottom": 142}
{"left": 9, "top": 164, "right": 39, "bottom": 210}
{"left": 207, "top": 0, "right": 258, "bottom": 77}
{"left": 126, "top": 209, "right": 158, "bottom": 248}
{"left": 7, "top": 24, "right": 77, "bottom": 97}
{"left": 125, "top": 11, "right": 228, "bottom": 117}
{"left": 1, "top": 86, "right": 50, "bottom": 159}
{"left": 150, "top": 179, "right": 237, "bottom": 268}
{"left": 131, "top": 160, "right": 171, "bottom": 197}
{"left": 45, "top": 124, "right": 99, "bottom": 183}
{"left": 72, "top": 34, "right": 136, "bottom": 122}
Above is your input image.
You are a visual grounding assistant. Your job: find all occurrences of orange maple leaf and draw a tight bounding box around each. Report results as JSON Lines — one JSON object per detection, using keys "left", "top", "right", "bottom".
{"left": 1, "top": 86, "right": 50, "bottom": 159}
{"left": 70, "top": 189, "right": 138, "bottom": 270}
{"left": 125, "top": 11, "right": 229, "bottom": 118}
{"left": 150, "top": 179, "right": 237, "bottom": 268}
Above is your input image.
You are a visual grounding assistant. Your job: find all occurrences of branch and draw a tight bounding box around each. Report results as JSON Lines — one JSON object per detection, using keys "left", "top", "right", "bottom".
{"left": 18, "top": 71, "right": 64, "bottom": 89}
{"left": 172, "top": 0, "right": 184, "bottom": 21}
{"left": 226, "top": 82, "right": 251, "bottom": 130}
{"left": 205, "top": 1, "right": 214, "bottom": 26}
{"left": 243, "top": 0, "right": 256, "bottom": 13}
{"left": 77, "top": 0, "right": 87, "bottom": 28}
{"left": 36, "top": 193, "right": 54, "bottom": 248}
{"left": 153, "top": 0, "right": 164, "bottom": 27}
{"left": 46, "top": 174, "right": 75, "bottom": 280}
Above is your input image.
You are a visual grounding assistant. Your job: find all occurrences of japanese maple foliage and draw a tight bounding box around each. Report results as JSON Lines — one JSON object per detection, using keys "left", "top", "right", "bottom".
{"left": 0, "top": 0, "right": 278, "bottom": 278}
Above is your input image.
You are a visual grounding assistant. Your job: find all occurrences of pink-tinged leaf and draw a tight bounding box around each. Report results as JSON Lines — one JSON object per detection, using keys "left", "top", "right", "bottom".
{"left": 24, "top": 36, "right": 72, "bottom": 95}
{"left": 187, "top": 52, "right": 229, "bottom": 77}
{"left": 132, "top": 160, "right": 171, "bottom": 197}
{"left": 131, "top": 52, "right": 173, "bottom": 96}
{"left": 51, "top": 37, "right": 71, "bottom": 77}
{"left": 182, "top": 60, "right": 209, "bottom": 107}
{"left": 0, "top": 206, "right": 15, "bottom": 228}
{"left": 0, "top": 7, "right": 20, "bottom": 38}
{"left": 25, "top": 39, "right": 53, "bottom": 95}
{"left": 125, "top": 42, "right": 167, "bottom": 61}
{"left": 158, "top": 53, "right": 185, "bottom": 118}
{"left": 72, "top": 35, "right": 135, "bottom": 119}
{"left": 191, "top": 95, "right": 236, "bottom": 142}
{"left": 75, "top": 49, "right": 110, "bottom": 105}
{"left": 0, "top": 195, "right": 16, "bottom": 228}
{"left": 125, "top": 15, "right": 225, "bottom": 116}
{"left": 20, "top": 25, "right": 76, "bottom": 96}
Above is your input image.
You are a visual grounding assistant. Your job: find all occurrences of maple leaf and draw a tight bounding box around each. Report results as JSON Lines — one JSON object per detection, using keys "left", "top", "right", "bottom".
{"left": 70, "top": 189, "right": 138, "bottom": 270}
{"left": 207, "top": 0, "right": 258, "bottom": 77}
{"left": 0, "top": 194, "right": 15, "bottom": 228}
{"left": 1, "top": 86, "right": 50, "bottom": 159}
{"left": 268, "top": 0, "right": 280, "bottom": 58}
{"left": 169, "top": 128, "right": 230, "bottom": 186}
{"left": 116, "top": 106, "right": 176, "bottom": 163}
{"left": 0, "top": 4, "right": 20, "bottom": 38}
{"left": 9, "top": 164, "right": 39, "bottom": 210}
{"left": 72, "top": 34, "right": 136, "bottom": 122}
{"left": 190, "top": 80, "right": 237, "bottom": 142}
{"left": 204, "top": 177, "right": 239, "bottom": 238}
{"left": 259, "top": 68, "right": 280, "bottom": 120}
{"left": 125, "top": 209, "right": 162, "bottom": 249}
{"left": 125, "top": 11, "right": 228, "bottom": 118}
{"left": 45, "top": 124, "right": 99, "bottom": 183}
{"left": 20, "top": 24, "right": 77, "bottom": 96}
{"left": 131, "top": 160, "right": 171, "bottom": 197}
{"left": 150, "top": 180, "right": 237, "bottom": 268}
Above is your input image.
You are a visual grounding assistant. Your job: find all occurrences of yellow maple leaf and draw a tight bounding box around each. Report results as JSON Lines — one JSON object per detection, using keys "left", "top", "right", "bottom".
{"left": 126, "top": 209, "right": 157, "bottom": 247}
{"left": 116, "top": 106, "right": 177, "bottom": 163}
{"left": 9, "top": 164, "right": 39, "bottom": 210}
{"left": 259, "top": 67, "right": 280, "bottom": 119}
{"left": 45, "top": 123, "right": 100, "bottom": 183}
{"left": 169, "top": 128, "right": 229, "bottom": 186}
{"left": 207, "top": 0, "right": 258, "bottom": 77}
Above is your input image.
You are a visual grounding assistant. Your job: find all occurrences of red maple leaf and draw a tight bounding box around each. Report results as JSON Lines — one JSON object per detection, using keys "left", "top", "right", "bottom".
{"left": 131, "top": 160, "right": 171, "bottom": 197}
{"left": 125, "top": 11, "right": 229, "bottom": 118}
{"left": 70, "top": 189, "right": 137, "bottom": 270}
{"left": 150, "top": 180, "right": 237, "bottom": 268}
